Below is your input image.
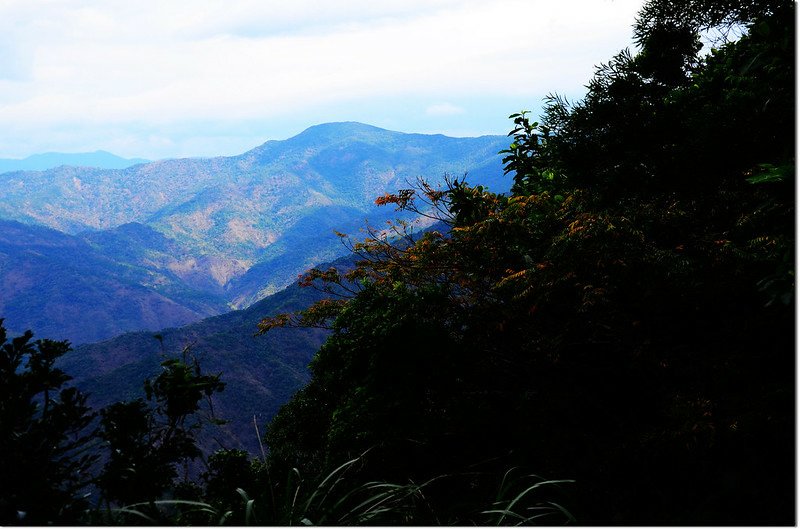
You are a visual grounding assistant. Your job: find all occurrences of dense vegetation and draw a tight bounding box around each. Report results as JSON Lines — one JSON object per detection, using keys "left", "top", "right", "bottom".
{"left": 263, "top": 0, "right": 796, "bottom": 523}
{"left": 0, "top": 0, "right": 794, "bottom": 524}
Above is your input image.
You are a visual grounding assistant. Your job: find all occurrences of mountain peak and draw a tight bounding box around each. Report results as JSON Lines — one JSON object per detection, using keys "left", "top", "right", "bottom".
{"left": 290, "top": 122, "right": 398, "bottom": 144}
{"left": 300, "top": 121, "right": 390, "bottom": 134}
{"left": 240, "top": 122, "right": 399, "bottom": 158}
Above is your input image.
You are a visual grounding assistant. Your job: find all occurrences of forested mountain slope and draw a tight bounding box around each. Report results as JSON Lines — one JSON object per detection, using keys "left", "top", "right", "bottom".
{"left": 59, "top": 262, "right": 336, "bottom": 454}
{"left": 0, "top": 124, "right": 507, "bottom": 342}
{"left": 0, "top": 220, "right": 227, "bottom": 343}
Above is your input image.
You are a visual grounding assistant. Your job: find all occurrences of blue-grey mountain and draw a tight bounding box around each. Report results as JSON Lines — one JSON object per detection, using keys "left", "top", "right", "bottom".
{"left": 60, "top": 260, "right": 337, "bottom": 455}
{"left": 0, "top": 150, "right": 149, "bottom": 173}
{"left": 0, "top": 220, "right": 227, "bottom": 344}
{"left": 0, "top": 122, "right": 509, "bottom": 343}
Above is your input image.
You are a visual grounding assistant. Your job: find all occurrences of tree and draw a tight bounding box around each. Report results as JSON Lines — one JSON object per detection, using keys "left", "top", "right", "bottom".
{"left": 0, "top": 320, "right": 97, "bottom": 525}
{"left": 96, "top": 346, "right": 225, "bottom": 507}
{"left": 260, "top": 0, "right": 794, "bottom": 523}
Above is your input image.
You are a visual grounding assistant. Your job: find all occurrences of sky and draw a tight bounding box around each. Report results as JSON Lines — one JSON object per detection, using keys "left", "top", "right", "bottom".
{"left": 0, "top": 0, "right": 645, "bottom": 160}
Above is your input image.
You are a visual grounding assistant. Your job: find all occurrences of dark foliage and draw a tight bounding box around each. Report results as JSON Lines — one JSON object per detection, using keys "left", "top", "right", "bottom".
{"left": 95, "top": 348, "right": 225, "bottom": 506}
{"left": 0, "top": 321, "right": 97, "bottom": 525}
{"left": 262, "top": 0, "right": 795, "bottom": 523}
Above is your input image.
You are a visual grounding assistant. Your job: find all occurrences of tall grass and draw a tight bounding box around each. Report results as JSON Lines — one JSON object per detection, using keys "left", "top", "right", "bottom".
{"left": 481, "top": 467, "right": 575, "bottom": 525}
{"left": 95, "top": 454, "right": 574, "bottom": 525}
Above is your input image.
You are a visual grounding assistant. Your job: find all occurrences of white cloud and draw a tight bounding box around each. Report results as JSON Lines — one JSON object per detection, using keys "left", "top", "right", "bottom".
{"left": 0, "top": 0, "right": 644, "bottom": 158}
{"left": 426, "top": 103, "right": 465, "bottom": 116}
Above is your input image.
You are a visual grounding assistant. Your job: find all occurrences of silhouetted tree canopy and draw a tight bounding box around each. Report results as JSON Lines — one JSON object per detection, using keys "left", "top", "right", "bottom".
{"left": 262, "top": 0, "right": 794, "bottom": 523}
{"left": 0, "top": 322, "right": 96, "bottom": 525}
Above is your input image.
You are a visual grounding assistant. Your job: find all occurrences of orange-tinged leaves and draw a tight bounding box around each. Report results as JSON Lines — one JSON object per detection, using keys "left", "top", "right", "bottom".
{"left": 299, "top": 267, "right": 342, "bottom": 288}
{"left": 257, "top": 298, "right": 349, "bottom": 335}
{"left": 256, "top": 313, "right": 291, "bottom": 334}
{"left": 374, "top": 189, "right": 415, "bottom": 209}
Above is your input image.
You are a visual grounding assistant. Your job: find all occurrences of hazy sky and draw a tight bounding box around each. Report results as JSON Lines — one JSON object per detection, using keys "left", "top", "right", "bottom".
{"left": 0, "top": 0, "right": 644, "bottom": 160}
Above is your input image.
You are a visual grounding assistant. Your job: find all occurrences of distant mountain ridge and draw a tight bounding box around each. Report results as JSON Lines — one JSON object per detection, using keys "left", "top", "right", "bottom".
{"left": 0, "top": 122, "right": 510, "bottom": 343}
{"left": 0, "top": 150, "right": 149, "bottom": 173}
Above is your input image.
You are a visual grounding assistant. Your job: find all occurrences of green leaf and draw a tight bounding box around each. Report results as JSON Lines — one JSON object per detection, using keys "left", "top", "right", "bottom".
{"left": 746, "top": 163, "right": 793, "bottom": 184}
